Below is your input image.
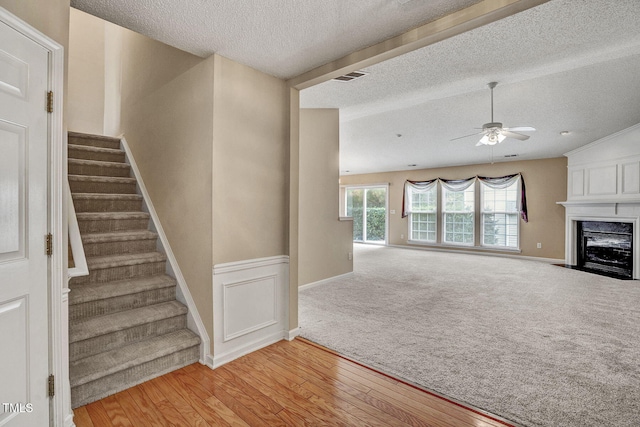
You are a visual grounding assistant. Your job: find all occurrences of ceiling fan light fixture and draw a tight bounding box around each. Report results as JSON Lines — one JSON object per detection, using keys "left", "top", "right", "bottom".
{"left": 451, "top": 82, "right": 535, "bottom": 146}
{"left": 480, "top": 131, "right": 505, "bottom": 145}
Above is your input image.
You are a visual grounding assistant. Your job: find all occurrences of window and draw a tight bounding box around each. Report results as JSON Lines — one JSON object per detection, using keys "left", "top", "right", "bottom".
{"left": 404, "top": 174, "right": 526, "bottom": 251}
{"left": 345, "top": 186, "right": 388, "bottom": 244}
{"left": 408, "top": 185, "right": 437, "bottom": 242}
{"left": 481, "top": 179, "right": 519, "bottom": 248}
{"left": 442, "top": 183, "right": 474, "bottom": 245}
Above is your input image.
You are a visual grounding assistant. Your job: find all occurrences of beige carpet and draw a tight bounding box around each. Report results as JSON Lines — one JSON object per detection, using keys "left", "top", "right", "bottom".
{"left": 299, "top": 244, "right": 640, "bottom": 427}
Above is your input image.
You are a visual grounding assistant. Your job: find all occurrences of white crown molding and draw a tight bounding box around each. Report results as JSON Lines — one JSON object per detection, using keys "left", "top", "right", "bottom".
{"left": 564, "top": 122, "right": 640, "bottom": 158}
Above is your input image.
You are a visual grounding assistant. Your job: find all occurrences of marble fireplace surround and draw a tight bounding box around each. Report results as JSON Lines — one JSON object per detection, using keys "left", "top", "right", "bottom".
{"left": 559, "top": 123, "right": 640, "bottom": 280}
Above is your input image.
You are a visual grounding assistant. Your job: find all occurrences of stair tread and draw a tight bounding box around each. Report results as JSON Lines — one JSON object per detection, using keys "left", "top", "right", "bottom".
{"left": 69, "top": 329, "right": 200, "bottom": 387}
{"left": 68, "top": 158, "right": 129, "bottom": 168}
{"left": 73, "top": 193, "right": 142, "bottom": 200}
{"left": 69, "top": 131, "right": 121, "bottom": 144}
{"left": 70, "top": 300, "right": 187, "bottom": 343}
{"left": 69, "top": 274, "right": 175, "bottom": 304}
{"left": 76, "top": 211, "right": 149, "bottom": 220}
{"left": 81, "top": 230, "right": 157, "bottom": 243}
{"left": 86, "top": 252, "right": 166, "bottom": 269}
{"left": 69, "top": 144, "right": 124, "bottom": 155}
{"left": 69, "top": 175, "right": 136, "bottom": 184}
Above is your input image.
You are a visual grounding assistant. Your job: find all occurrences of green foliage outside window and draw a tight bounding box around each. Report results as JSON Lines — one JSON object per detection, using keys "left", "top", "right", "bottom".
{"left": 350, "top": 206, "right": 386, "bottom": 241}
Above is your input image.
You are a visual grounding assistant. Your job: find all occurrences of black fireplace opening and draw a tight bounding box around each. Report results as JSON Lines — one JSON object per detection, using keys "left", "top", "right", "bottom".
{"left": 577, "top": 221, "right": 633, "bottom": 279}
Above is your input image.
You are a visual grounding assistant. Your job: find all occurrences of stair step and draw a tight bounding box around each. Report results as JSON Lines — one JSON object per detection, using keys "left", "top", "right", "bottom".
{"left": 80, "top": 230, "right": 158, "bottom": 257}
{"left": 70, "top": 252, "right": 167, "bottom": 285}
{"left": 76, "top": 211, "right": 150, "bottom": 233}
{"left": 67, "top": 131, "right": 201, "bottom": 409}
{"left": 69, "top": 274, "right": 176, "bottom": 320}
{"left": 69, "top": 158, "right": 131, "bottom": 178}
{"left": 69, "top": 301, "right": 188, "bottom": 361}
{"left": 70, "top": 329, "right": 200, "bottom": 408}
{"left": 73, "top": 193, "right": 143, "bottom": 212}
{"left": 69, "top": 131, "right": 121, "bottom": 150}
{"left": 69, "top": 175, "right": 137, "bottom": 194}
{"left": 69, "top": 144, "right": 126, "bottom": 163}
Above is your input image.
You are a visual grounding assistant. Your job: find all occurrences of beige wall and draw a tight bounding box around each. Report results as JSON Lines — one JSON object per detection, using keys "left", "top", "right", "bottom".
{"left": 116, "top": 28, "right": 215, "bottom": 350}
{"left": 68, "top": 8, "right": 106, "bottom": 134}
{"left": 340, "top": 157, "right": 567, "bottom": 259}
{"left": 67, "top": 17, "right": 291, "bottom": 350}
{"left": 1, "top": 0, "right": 70, "bottom": 117}
{"left": 1, "top": 0, "right": 70, "bottom": 52}
{"left": 211, "top": 54, "right": 289, "bottom": 265}
{"left": 299, "top": 109, "right": 353, "bottom": 285}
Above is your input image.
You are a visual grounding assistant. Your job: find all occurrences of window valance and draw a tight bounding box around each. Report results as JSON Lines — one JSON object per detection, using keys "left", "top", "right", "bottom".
{"left": 402, "top": 173, "right": 528, "bottom": 222}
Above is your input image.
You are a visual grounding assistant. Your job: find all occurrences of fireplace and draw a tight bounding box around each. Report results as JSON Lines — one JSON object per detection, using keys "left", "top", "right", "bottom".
{"left": 559, "top": 122, "right": 640, "bottom": 280}
{"left": 577, "top": 221, "right": 633, "bottom": 278}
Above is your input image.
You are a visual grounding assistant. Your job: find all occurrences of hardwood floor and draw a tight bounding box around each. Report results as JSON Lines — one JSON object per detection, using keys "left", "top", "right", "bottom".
{"left": 74, "top": 338, "right": 514, "bottom": 427}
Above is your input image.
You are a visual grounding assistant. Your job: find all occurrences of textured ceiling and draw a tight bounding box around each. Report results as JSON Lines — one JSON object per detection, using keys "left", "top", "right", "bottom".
{"left": 301, "top": 0, "right": 640, "bottom": 174}
{"left": 69, "top": 0, "right": 482, "bottom": 79}
{"left": 71, "top": 0, "right": 640, "bottom": 174}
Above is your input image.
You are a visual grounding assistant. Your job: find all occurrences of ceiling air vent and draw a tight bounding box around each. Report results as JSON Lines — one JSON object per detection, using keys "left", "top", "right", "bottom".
{"left": 333, "top": 71, "right": 368, "bottom": 82}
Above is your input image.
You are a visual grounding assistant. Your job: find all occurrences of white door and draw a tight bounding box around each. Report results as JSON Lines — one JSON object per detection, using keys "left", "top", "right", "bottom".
{"left": 0, "top": 19, "right": 51, "bottom": 427}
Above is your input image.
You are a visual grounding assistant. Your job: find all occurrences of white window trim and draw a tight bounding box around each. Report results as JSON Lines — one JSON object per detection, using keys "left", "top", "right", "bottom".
{"left": 407, "top": 185, "right": 438, "bottom": 243}
{"left": 441, "top": 185, "right": 475, "bottom": 246}
{"left": 341, "top": 183, "right": 389, "bottom": 245}
{"left": 480, "top": 180, "right": 521, "bottom": 250}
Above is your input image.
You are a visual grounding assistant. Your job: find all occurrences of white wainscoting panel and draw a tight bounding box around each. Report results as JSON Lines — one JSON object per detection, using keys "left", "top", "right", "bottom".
{"left": 570, "top": 169, "right": 584, "bottom": 197}
{"left": 587, "top": 165, "right": 617, "bottom": 196}
{"left": 212, "top": 256, "right": 289, "bottom": 368}
{"left": 223, "top": 274, "right": 278, "bottom": 341}
{"left": 622, "top": 161, "right": 640, "bottom": 195}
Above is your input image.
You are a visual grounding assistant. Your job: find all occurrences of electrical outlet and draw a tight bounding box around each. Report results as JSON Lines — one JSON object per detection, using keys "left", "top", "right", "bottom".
{"left": 401, "top": 234, "right": 404, "bottom": 239}
{"left": 537, "top": 243, "right": 542, "bottom": 249}
{"left": 348, "top": 252, "right": 353, "bottom": 261}
{"left": 390, "top": 209, "right": 396, "bottom": 214}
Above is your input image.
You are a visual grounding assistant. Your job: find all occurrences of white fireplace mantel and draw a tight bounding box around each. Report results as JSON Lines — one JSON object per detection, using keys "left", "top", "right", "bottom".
{"left": 560, "top": 123, "right": 640, "bottom": 279}
{"left": 558, "top": 201, "right": 640, "bottom": 279}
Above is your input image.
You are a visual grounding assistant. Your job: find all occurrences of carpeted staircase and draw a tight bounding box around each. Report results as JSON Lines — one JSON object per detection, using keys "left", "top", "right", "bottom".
{"left": 67, "top": 131, "right": 201, "bottom": 408}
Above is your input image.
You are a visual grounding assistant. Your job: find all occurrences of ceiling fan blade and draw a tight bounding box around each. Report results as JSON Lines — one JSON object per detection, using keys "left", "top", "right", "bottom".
{"left": 475, "top": 140, "right": 485, "bottom": 146}
{"left": 501, "top": 130, "right": 530, "bottom": 141}
{"left": 450, "top": 131, "right": 484, "bottom": 141}
{"left": 504, "top": 126, "right": 535, "bottom": 132}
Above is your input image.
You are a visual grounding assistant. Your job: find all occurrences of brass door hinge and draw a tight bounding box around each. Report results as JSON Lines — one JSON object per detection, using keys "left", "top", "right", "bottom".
{"left": 46, "top": 91, "right": 53, "bottom": 113}
{"left": 45, "top": 233, "right": 53, "bottom": 257}
{"left": 48, "top": 374, "right": 55, "bottom": 398}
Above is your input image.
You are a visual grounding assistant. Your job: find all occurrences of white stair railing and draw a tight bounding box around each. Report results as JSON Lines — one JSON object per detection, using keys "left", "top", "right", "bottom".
{"left": 67, "top": 182, "right": 88, "bottom": 278}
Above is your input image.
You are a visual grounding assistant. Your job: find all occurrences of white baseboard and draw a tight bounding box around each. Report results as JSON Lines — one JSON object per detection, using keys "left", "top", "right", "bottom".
{"left": 65, "top": 413, "right": 76, "bottom": 427}
{"left": 388, "top": 243, "right": 565, "bottom": 264}
{"left": 211, "top": 330, "right": 285, "bottom": 368}
{"left": 286, "top": 327, "right": 300, "bottom": 341}
{"left": 299, "top": 271, "right": 355, "bottom": 291}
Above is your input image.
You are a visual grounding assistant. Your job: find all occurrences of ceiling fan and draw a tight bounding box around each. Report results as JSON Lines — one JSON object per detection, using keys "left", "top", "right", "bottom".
{"left": 451, "top": 82, "right": 535, "bottom": 146}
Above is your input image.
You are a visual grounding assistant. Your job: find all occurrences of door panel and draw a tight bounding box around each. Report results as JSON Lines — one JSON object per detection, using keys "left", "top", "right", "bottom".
{"left": 0, "top": 122, "right": 26, "bottom": 261}
{"left": 0, "top": 19, "right": 50, "bottom": 427}
{"left": 0, "top": 298, "right": 28, "bottom": 411}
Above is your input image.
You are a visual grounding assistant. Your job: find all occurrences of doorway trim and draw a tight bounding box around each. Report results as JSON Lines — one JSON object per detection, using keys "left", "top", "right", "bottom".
{"left": 0, "top": 7, "right": 67, "bottom": 426}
